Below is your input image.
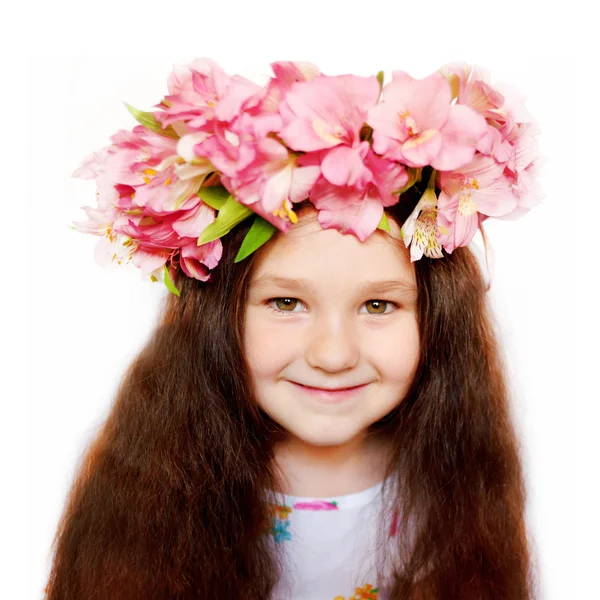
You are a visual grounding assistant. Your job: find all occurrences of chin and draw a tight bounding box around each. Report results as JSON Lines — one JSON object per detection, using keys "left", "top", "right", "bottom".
{"left": 291, "top": 429, "right": 360, "bottom": 448}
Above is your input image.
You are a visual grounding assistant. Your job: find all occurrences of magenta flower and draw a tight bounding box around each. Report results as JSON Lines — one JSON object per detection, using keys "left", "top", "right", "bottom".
{"left": 367, "top": 70, "right": 488, "bottom": 171}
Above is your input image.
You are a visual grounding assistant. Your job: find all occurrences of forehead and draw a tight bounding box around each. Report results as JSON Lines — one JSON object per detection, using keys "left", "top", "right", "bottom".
{"left": 249, "top": 210, "right": 415, "bottom": 288}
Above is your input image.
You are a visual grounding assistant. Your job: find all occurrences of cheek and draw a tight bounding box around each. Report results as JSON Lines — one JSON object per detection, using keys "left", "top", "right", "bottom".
{"left": 373, "top": 316, "right": 420, "bottom": 381}
{"left": 244, "top": 311, "right": 295, "bottom": 377}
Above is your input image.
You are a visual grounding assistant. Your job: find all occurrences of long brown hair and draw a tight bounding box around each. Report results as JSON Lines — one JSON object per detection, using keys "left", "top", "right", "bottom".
{"left": 45, "top": 175, "right": 540, "bottom": 599}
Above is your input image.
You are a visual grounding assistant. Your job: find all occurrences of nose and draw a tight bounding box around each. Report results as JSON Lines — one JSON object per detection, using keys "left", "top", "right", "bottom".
{"left": 305, "top": 312, "right": 360, "bottom": 373}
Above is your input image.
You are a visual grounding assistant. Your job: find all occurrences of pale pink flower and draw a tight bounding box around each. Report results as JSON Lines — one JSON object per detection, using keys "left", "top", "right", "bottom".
{"left": 367, "top": 70, "right": 488, "bottom": 171}
{"left": 270, "top": 61, "right": 321, "bottom": 88}
{"left": 494, "top": 122, "right": 544, "bottom": 220}
{"left": 71, "top": 204, "right": 139, "bottom": 268}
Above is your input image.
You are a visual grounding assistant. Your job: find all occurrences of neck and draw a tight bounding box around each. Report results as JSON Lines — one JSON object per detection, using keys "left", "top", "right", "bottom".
{"left": 273, "top": 431, "right": 389, "bottom": 498}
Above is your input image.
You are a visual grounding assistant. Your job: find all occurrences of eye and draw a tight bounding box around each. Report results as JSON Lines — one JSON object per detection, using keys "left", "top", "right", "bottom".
{"left": 362, "top": 300, "right": 396, "bottom": 315}
{"left": 266, "top": 298, "right": 305, "bottom": 314}
{"left": 265, "top": 298, "right": 398, "bottom": 316}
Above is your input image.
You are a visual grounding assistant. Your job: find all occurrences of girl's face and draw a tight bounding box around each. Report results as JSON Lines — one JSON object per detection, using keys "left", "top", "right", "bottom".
{"left": 243, "top": 209, "right": 420, "bottom": 449}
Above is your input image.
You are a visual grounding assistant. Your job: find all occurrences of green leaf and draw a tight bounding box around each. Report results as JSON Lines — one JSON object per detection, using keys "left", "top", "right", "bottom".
{"left": 234, "top": 216, "right": 277, "bottom": 263}
{"left": 123, "top": 102, "right": 179, "bottom": 139}
{"left": 376, "top": 212, "right": 391, "bottom": 233}
{"left": 163, "top": 265, "right": 180, "bottom": 296}
{"left": 196, "top": 185, "right": 230, "bottom": 210}
{"left": 197, "top": 194, "right": 253, "bottom": 245}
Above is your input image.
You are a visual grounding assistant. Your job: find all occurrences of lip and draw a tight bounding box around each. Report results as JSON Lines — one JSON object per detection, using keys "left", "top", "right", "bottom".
{"left": 288, "top": 381, "right": 370, "bottom": 403}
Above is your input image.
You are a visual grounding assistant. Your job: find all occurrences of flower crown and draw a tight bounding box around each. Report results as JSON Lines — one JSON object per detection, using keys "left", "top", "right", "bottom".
{"left": 71, "top": 58, "right": 543, "bottom": 296}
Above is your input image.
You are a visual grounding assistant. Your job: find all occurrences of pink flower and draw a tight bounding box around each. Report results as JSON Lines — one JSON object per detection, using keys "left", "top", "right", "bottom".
{"left": 278, "top": 74, "right": 381, "bottom": 152}
{"left": 367, "top": 70, "right": 488, "bottom": 171}
{"left": 191, "top": 111, "right": 282, "bottom": 180}
{"left": 219, "top": 136, "right": 321, "bottom": 231}
{"left": 309, "top": 148, "right": 408, "bottom": 241}
{"left": 437, "top": 154, "right": 516, "bottom": 253}
{"left": 438, "top": 62, "right": 515, "bottom": 165}
{"left": 71, "top": 125, "right": 223, "bottom": 281}
{"left": 270, "top": 60, "right": 321, "bottom": 88}
{"left": 498, "top": 122, "right": 544, "bottom": 220}
{"left": 154, "top": 57, "right": 263, "bottom": 133}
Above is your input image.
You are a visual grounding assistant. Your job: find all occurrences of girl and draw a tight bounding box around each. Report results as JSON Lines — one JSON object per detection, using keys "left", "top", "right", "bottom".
{"left": 45, "top": 58, "right": 541, "bottom": 599}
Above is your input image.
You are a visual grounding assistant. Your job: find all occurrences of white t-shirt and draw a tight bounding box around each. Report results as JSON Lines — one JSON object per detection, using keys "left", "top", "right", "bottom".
{"left": 265, "top": 478, "right": 400, "bottom": 600}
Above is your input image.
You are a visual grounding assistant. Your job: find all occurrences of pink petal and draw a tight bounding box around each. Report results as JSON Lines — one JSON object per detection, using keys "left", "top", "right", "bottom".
{"left": 262, "top": 166, "right": 293, "bottom": 212}
{"left": 182, "top": 237, "right": 223, "bottom": 270}
{"left": 131, "top": 247, "right": 171, "bottom": 276}
{"left": 453, "top": 211, "right": 479, "bottom": 248}
{"left": 430, "top": 104, "right": 488, "bottom": 171}
{"left": 271, "top": 61, "right": 321, "bottom": 85}
{"left": 179, "top": 256, "right": 210, "bottom": 281}
{"left": 370, "top": 131, "right": 404, "bottom": 161}
{"left": 309, "top": 177, "right": 362, "bottom": 211}
{"left": 385, "top": 71, "right": 451, "bottom": 131}
{"left": 289, "top": 165, "right": 321, "bottom": 203}
{"left": 366, "top": 101, "right": 411, "bottom": 142}
{"left": 400, "top": 129, "right": 443, "bottom": 167}
{"left": 213, "top": 75, "right": 263, "bottom": 122}
{"left": 280, "top": 116, "right": 338, "bottom": 152}
{"left": 172, "top": 202, "right": 216, "bottom": 238}
{"left": 321, "top": 143, "right": 372, "bottom": 188}
{"left": 472, "top": 175, "right": 516, "bottom": 217}
{"left": 317, "top": 192, "right": 383, "bottom": 242}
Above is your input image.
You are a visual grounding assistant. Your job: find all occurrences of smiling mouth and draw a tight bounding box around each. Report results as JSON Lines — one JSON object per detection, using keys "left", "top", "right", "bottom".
{"left": 292, "top": 382, "right": 368, "bottom": 392}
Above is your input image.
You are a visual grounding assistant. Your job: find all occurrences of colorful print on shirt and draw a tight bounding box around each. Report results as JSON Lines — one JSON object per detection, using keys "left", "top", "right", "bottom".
{"left": 333, "top": 583, "right": 379, "bottom": 599}
{"left": 264, "top": 499, "right": 341, "bottom": 543}
{"left": 265, "top": 503, "right": 293, "bottom": 543}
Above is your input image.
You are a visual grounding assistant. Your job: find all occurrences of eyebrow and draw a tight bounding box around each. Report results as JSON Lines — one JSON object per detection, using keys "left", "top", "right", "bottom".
{"left": 249, "top": 275, "right": 417, "bottom": 295}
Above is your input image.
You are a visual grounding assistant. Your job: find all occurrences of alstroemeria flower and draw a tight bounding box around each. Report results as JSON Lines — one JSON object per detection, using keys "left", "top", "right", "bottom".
{"left": 401, "top": 187, "right": 444, "bottom": 262}
{"left": 278, "top": 74, "right": 381, "bottom": 152}
{"left": 309, "top": 149, "right": 408, "bottom": 241}
{"left": 71, "top": 125, "right": 224, "bottom": 281}
{"left": 367, "top": 70, "right": 488, "bottom": 171}
{"left": 220, "top": 136, "right": 321, "bottom": 231}
{"left": 493, "top": 122, "right": 544, "bottom": 220}
{"left": 190, "top": 110, "right": 283, "bottom": 181}
{"left": 71, "top": 203, "right": 140, "bottom": 268}
{"left": 154, "top": 57, "right": 263, "bottom": 133}
{"left": 438, "top": 62, "right": 516, "bottom": 165}
{"left": 437, "top": 154, "right": 516, "bottom": 253}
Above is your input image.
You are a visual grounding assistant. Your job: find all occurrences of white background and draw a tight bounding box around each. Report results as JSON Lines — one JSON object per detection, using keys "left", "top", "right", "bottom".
{"left": 7, "top": 1, "right": 595, "bottom": 598}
